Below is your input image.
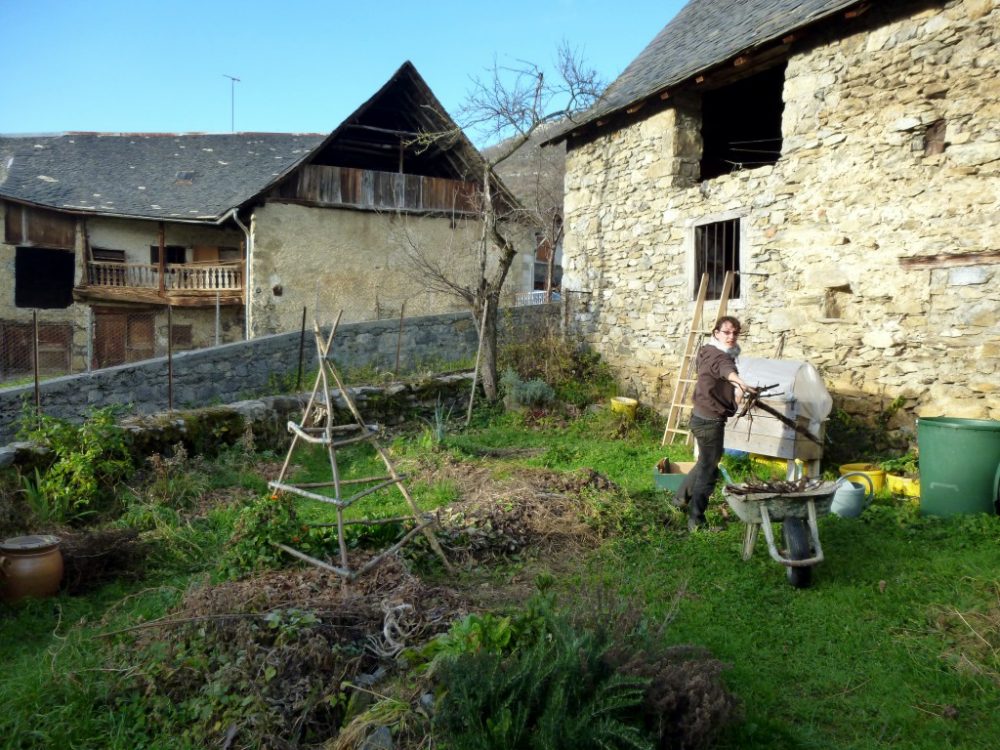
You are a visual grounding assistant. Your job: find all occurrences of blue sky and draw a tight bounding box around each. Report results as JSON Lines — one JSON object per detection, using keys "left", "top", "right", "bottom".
{"left": 1, "top": 0, "right": 685, "bottom": 144}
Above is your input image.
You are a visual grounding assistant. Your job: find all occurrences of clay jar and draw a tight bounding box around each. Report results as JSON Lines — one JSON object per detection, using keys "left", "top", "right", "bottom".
{"left": 0, "top": 535, "right": 64, "bottom": 603}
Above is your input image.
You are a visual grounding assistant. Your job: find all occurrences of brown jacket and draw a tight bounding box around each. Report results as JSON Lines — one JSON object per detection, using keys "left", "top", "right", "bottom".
{"left": 692, "top": 345, "right": 738, "bottom": 419}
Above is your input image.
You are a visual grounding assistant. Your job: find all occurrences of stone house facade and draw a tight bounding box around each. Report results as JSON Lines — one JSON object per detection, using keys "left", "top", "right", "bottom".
{"left": 1, "top": 62, "right": 533, "bottom": 379}
{"left": 552, "top": 0, "right": 999, "bottom": 425}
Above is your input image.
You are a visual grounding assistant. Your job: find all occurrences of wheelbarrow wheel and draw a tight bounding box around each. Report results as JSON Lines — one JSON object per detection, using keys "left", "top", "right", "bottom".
{"left": 782, "top": 518, "right": 813, "bottom": 589}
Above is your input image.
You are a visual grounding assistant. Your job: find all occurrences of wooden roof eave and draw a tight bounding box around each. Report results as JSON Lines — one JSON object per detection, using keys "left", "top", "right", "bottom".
{"left": 0, "top": 193, "right": 226, "bottom": 225}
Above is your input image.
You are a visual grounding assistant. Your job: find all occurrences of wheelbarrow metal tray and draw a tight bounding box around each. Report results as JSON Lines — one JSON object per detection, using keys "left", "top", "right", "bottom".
{"left": 725, "top": 482, "right": 838, "bottom": 524}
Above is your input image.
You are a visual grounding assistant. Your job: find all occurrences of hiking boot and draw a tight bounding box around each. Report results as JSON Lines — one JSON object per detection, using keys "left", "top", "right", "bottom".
{"left": 688, "top": 517, "right": 721, "bottom": 533}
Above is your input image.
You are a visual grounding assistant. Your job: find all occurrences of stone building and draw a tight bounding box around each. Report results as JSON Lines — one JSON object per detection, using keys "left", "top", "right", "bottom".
{"left": 549, "top": 0, "right": 999, "bottom": 424}
{"left": 0, "top": 62, "right": 532, "bottom": 379}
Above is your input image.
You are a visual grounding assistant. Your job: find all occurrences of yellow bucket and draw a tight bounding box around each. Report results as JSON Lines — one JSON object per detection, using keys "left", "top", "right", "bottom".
{"left": 750, "top": 454, "right": 805, "bottom": 477}
{"left": 610, "top": 397, "right": 638, "bottom": 420}
{"left": 886, "top": 474, "right": 920, "bottom": 497}
{"left": 838, "top": 463, "right": 886, "bottom": 493}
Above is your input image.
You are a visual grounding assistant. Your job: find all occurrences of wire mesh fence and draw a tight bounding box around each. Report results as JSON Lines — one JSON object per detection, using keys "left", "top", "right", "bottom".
{"left": 0, "top": 302, "right": 244, "bottom": 390}
{"left": 1, "top": 295, "right": 568, "bottom": 434}
{"left": 0, "top": 313, "right": 87, "bottom": 387}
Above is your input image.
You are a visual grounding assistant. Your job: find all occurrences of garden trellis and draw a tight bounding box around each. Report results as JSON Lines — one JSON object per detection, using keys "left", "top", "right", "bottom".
{"left": 268, "top": 314, "right": 451, "bottom": 580}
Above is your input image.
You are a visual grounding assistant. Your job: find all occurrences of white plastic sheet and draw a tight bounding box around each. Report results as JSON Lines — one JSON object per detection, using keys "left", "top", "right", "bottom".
{"left": 736, "top": 356, "right": 833, "bottom": 423}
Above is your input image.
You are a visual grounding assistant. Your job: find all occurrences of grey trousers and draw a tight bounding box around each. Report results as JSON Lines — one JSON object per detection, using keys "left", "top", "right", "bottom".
{"left": 675, "top": 414, "right": 726, "bottom": 525}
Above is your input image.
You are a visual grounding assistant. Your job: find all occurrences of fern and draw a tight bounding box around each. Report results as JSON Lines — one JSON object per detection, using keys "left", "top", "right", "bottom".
{"left": 432, "top": 610, "right": 653, "bottom": 750}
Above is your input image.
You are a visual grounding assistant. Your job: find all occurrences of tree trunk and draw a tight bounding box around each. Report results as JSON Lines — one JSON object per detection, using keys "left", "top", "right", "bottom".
{"left": 477, "top": 298, "right": 500, "bottom": 401}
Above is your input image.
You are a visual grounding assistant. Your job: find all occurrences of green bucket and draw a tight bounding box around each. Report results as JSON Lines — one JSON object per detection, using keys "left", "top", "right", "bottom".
{"left": 917, "top": 417, "right": 1000, "bottom": 517}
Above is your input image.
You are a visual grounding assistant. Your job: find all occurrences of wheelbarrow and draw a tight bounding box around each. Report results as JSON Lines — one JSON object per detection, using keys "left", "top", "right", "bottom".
{"left": 719, "top": 467, "right": 839, "bottom": 588}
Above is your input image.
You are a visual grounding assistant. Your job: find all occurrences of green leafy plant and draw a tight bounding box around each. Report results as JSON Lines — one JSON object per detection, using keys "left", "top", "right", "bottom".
{"left": 218, "top": 493, "right": 301, "bottom": 578}
{"left": 823, "top": 395, "right": 908, "bottom": 469}
{"left": 880, "top": 451, "right": 919, "bottom": 478}
{"left": 419, "top": 397, "right": 454, "bottom": 451}
{"left": 431, "top": 608, "right": 652, "bottom": 750}
{"left": 17, "top": 407, "right": 133, "bottom": 525}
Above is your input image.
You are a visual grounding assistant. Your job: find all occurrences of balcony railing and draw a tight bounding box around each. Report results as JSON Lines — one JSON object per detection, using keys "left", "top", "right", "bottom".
{"left": 86, "top": 262, "right": 243, "bottom": 291}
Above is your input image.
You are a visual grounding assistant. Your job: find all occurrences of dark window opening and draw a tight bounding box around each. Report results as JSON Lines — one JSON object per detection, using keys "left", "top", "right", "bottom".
{"left": 924, "top": 119, "right": 947, "bottom": 156}
{"left": 701, "top": 64, "right": 786, "bottom": 181}
{"left": 15, "top": 247, "right": 75, "bottom": 309}
{"left": 171, "top": 324, "right": 193, "bottom": 349}
{"left": 695, "top": 219, "right": 741, "bottom": 301}
{"left": 150, "top": 245, "right": 186, "bottom": 264}
{"left": 532, "top": 233, "right": 563, "bottom": 291}
{"left": 92, "top": 247, "right": 126, "bottom": 263}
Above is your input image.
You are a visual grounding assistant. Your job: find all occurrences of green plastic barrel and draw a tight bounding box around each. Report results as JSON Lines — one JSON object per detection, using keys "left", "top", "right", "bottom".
{"left": 918, "top": 417, "right": 1000, "bottom": 517}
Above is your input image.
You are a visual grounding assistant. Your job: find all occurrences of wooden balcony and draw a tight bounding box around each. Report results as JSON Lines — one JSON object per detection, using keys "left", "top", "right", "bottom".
{"left": 75, "top": 262, "right": 244, "bottom": 307}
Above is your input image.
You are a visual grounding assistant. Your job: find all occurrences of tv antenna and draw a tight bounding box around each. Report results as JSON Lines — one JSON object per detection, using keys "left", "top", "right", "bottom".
{"left": 223, "top": 74, "right": 240, "bottom": 132}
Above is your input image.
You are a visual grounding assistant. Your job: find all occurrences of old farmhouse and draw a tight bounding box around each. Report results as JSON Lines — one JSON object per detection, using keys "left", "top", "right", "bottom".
{"left": 0, "top": 62, "right": 533, "bottom": 376}
{"left": 551, "top": 0, "right": 999, "bottom": 423}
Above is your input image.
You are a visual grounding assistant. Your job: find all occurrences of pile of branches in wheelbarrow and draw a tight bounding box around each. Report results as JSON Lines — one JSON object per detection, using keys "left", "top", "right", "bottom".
{"left": 725, "top": 476, "right": 826, "bottom": 496}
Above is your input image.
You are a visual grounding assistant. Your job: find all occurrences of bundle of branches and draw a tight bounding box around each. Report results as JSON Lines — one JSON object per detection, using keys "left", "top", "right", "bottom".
{"left": 735, "top": 383, "right": 823, "bottom": 446}
{"left": 725, "top": 477, "right": 826, "bottom": 496}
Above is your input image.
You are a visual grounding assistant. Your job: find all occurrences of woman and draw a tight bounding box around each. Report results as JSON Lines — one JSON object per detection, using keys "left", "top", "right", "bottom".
{"left": 676, "top": 316, "right": 755, "bottom": 531}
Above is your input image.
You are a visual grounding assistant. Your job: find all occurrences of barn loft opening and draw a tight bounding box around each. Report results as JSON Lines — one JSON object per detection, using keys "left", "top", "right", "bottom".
{"left": 701, "top": 63, "right": 786, "bottom": 181}
{"left": 15, "top": 247, "right": 76, "bottom": 308}
{"left": 308, "top": 66, "right": 474, "bottom": 181}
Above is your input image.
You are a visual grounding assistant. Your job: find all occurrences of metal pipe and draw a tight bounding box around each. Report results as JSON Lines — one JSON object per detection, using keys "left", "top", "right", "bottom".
{"left": 166, "top": 305, "right": 174, "bottom": 412}
{"left": 32, "top": 310, "right": 40, "bottom": 413}
{"left": 228, "top": 208, "right": 253, "bottom": 339}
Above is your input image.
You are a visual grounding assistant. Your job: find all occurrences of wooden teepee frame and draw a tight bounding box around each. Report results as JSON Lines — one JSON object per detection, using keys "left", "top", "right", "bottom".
{"left": 268, "top": 314, "right": 452, "bottom": 581}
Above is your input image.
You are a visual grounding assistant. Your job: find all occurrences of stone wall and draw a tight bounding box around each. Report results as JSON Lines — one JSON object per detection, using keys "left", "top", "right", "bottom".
{"left": 0, "top": 304, "right": 559, "bottom": 443}
{"left": 248, "top": 202, "right": 536, "bottom": 336}
{"left": 561, "top": 0, "right": 999, "bottom": 428}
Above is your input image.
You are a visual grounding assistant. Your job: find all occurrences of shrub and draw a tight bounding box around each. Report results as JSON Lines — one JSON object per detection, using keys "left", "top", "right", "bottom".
{"left": 17, "top": 407, "right": 132, "bottom": 525}
{"left": 218, "top": 493, "right": 301, "bottom": 578}
{"left": 500, "top": 328, "right": 616, "bottom": 407}
{"left": 432, "top": 611, "right": 652, "bottom": 750}
{"left": 500, "top": 368, "right": 556, "bottom": 410}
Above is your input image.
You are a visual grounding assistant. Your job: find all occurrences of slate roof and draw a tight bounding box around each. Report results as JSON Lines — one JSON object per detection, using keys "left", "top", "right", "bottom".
{"left": 552, "top": 0, "right": 864, "bottom": 141}
{"left": 0, "top": 61, "right": 509, "bottom": 223}
{"left": 0, "top": 132, "right": 325, "bottom": 222}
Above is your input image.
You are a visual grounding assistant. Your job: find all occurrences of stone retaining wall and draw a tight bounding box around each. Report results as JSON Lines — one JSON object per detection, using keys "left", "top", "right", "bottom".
{"left": 0, "top": 304, "right": 559, "bottom": 443}
{"left": 561, "top": 0, "right": 999, "bottom": 430}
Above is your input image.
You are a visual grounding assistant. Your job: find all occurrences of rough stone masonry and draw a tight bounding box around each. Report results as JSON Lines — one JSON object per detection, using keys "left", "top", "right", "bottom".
{"left": 561, "top": 0, "right": 999, "bottom": 431}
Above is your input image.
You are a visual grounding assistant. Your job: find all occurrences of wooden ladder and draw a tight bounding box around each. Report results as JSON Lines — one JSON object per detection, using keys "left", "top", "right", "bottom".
{"left": 661, "top": 271, "right": 735, "bottom": 446}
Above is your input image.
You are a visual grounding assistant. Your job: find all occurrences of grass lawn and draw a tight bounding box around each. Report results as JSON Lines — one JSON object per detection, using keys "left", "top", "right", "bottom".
{"left": 0, "top": 408, "right": 997, "bottom": 749}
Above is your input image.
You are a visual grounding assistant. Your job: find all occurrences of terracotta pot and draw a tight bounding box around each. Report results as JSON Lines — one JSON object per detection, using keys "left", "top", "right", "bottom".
{"left": 0, "top": 535, "right": 64, "bottom": 603}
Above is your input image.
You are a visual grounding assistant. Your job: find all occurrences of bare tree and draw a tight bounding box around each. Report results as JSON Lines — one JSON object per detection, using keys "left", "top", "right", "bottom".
{"left": 404, "top": 44, "right": 604, "bottom": 401}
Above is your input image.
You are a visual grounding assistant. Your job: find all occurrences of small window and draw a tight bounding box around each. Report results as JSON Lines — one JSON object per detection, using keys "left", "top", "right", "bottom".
{"left": 701, "top": 64, "right": 786, "bottom": 180}
{"left": 15, "top": 247, "right": 75, "bottom": 308}
{"left": 694, "top": 219, "right": 741, "bottom": 301}
{"left": 150, "top": 245, "right": 186, "bottom": 264}
{"left": 92, "top": 248, "right": 126, "bottom": 263}
{"left": 219, "top": 246, "right": 242, "bottom": 262}
{"left": 532, "top": 234, "right": 562, "bottom": 291}
{"left": 171, "top": 324, "right": 193, "bottom": 349}
{"left": 924, "top": 119, "right": 947, "bottom": 156}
